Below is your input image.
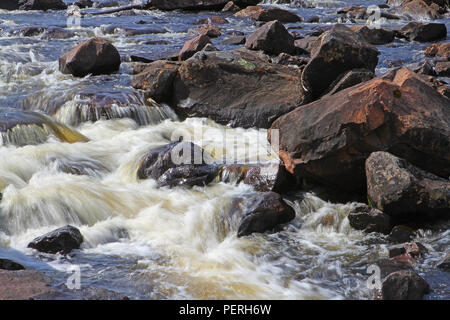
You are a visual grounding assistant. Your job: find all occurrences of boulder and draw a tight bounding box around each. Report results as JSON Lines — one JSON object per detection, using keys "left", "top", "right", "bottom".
{"left": 388, "top": 242, "right": 428, "bottom": 260}
{"left": 366, "top": 152, "right": 450, "bottom": 221}
{"left": 301, "top": 24, "right": 379, "bottom": 99}
{"left": 73, "top": 0, "right": 93, "bottom": 8}
{"left": 222, "top": 1, "right": 240, "bottom": 13}
{"left": 18, "top": 0, "right": 67, "bottom": 10}
{"left": 294, "top": 36, "right": 319, "bottom": 55}
{"left": 392, "top": 0, "right": 445, "bottom": 20}
{"left": 0, "top": 270, "right": 57, "bottom": 300}
{"left": 28, "top": 225, "right": 84, "bottom": 254}
{"left": 397, "top": 22, "right": 447, "bottom": 42}
{"left": 0, "top": 109, "right": 89, "bottom": 146}
{"left": 137, "top": 142, "right": 219, "bottom": 188}
{"left": 347, "top": 203, "right": 392, "bottom": 234}
{"left": 381, "top": 270, "right": 430, "bottom": 300}
{"left": 238, "top": 7, "right": 303, "bottom": 23}
{"left": 435, "top": 61, "right": 450, "bottom": 76}
{"left": 0, "top": 259, "right": 25, "bottom": 271}
{"left": 172, "top": 48, "right": 309, "bottom": 128}
{"left": 151, "top": 0, "right": 230, "bottom": 10}
{"left": 349, "top": 26, "right": 395, "bottom": 45}
{"left": 132, "top": 60, "right": 180, "bottom": 102}
{"left": 389, "top": 225, "right": 417, "bottom": 243}
{"left": 59, "top": 37, "right": 121, "bottom": 77}
{"left": 437, "top": 252, "right": 450, "bottom": 271}
{"left": 221, "top": 35, "right": 246, "bottom": 45}
{"left": 271, "top": 53, "right": 309, "bottom": 68}
{"left": 179, "top": 34, "right": 211, "bottom": 61}
{"left": 224, "top": 192, "right": 295, "bottom": 237}
{"left": 245, "top": 20, "right": 295, "bottom": 55}
{"left": 269, "top": 67, "right": 450, "bottom": 193}
{"left": 324, "top": 68, "right": 374, "bottom": 95}
{"left": 0, "top": 0, "right": 20, "bottom": 10}
{"left": 424, "top": 42, "right": 450, "bottom": 59}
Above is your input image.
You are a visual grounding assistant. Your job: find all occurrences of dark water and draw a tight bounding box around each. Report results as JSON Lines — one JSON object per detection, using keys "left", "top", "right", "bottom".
{"left": 0, "top": 0, "right": 448, "bottom": 300}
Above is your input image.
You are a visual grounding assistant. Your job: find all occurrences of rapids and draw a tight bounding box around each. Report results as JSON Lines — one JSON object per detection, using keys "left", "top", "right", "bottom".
{"left": 0, "top": 0, "right": 448, "bottom": 299}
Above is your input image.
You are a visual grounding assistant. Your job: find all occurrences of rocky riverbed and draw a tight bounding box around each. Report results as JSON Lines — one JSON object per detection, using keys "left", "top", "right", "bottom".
{"left": 0, "top": 0, "right": 449, "bottom": 300}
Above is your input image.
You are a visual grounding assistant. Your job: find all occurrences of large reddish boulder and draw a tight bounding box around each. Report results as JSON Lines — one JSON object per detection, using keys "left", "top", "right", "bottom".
{"left": 245, "top": 20, "right": 295, "bottom": 55}
{"left": 59, "top": 37, "right": 121, "bottom": 77}
{"left": 301, "top": 24, "right": 379, "bottom": 99}
{"left": 178, "top": 34, "right": 211, "bottom": 61}
{"left": 269, "top": 67, "right": 450, "bottom": 193}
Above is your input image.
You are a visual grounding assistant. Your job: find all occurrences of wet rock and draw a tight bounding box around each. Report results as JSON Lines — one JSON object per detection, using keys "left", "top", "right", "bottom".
{"left": 347, "top": 204, "right": 392, "bottom": 234}
{"left": 65, "top": 286, "right": 129, "bottom": 300}
{"left": 437, "top": 252, "right": 450, "bottom": 271}
{"left": 0, "top": 0, "right": 20, "bottom": 10}
{"left": 194, "top": 25, "right": 221, "bottom": 38}
{"left": 424, "top": 42, "right": 450, "bottom": 59}
{"left": 435, "top": 61, "right": 450, "bottom": 76}
{"left": 307, "top": 16, "right": 320, "bottom": 23}
{"left": 391, "top": 0, "right": 445, "bottom": 20}
{"left": 271, "top": 53, "right": 309, "bottom": 68}
{"left": 388, "top": 242, "right": 428, "bottom": 261}
{"left": 28, "top": 225, "right": 84, "bottom": 254}
{"left": 0, "top": 270, "right": 57, "bottom": 300}
{"left": 269, "top": 67, "right": 450, "bottom": 193}
{"left": 114, "top": 26, "right": 168, "bottom": 36}
{"left": 337, "top": 5, "right": 367, "bottom": 19}
{"left": 437, "top": 85, "right": 450, "bottom": 99}
{"left": 13, "top": 26, "right": 45, "bottom": 37}
{"left": 301, "top": 24, "right": 379, "bottom": 99}
{"left": 59, "top": 37, "right": 121, "bottom": 77}
{"left": 74, "top": 0, "right": 93, "bottom": 8}
{"left": 226, "top": 192, "right": 295, "bottom": 237}
{"left": 0, "top": 259, "right": 25, "bottom": 271}
{"left": 179, "top": 34, "right": 211, "bottom": 61}
{"left": 294, "top": 36, "right": 319, "bottom": 55}
{"left": 41, "top": 26, "right": 75, "bottom": 39}
{"left": 151, "top": 0, "right": 230, "bottom": 11}
{"left": 172, "top": 48, "right": 309, "bottom": 128}
{"left": 222, "top": 1, "right": 239, "bottom": 12}
{"left": 324, "top": 68, "right": 374, "bottom": 95}
{"left": 194, "top": 16, "right": 228, "bottom": 25}
{"left": 349, "top": 26, "right": 395, "bottom": 45}
{"left": 221, "top": 35, "right": 246, "bottom": 45}
{"left": 18, "top": 0, "right": 67, "bottom": 10}
{"left": 137, "top": 142, "right": 219, "bottom": 188}
{"left": 53, "top": 157, "right": 109, "bottom": 177}
{"left": 366, "top": 152, "right": 450, "bottom": 221}
{"left": 0, "top": 109, "right": 89, "bottom": 146}
{"left": 381, "top": 270, "right": 430, "bottom": 300}
{"left": 397, "top": 22, "right": 447, "bottom": 42}
{"left": 406, "top": 60, "right": 436, "bottom": 76}
{"left": 245, "top": 20, "right": 295, "bottom": 55}
{"left": 251, "top": 7, "right": 303, "bottom": 23}
{"left": 389, "top": 225, "right": 416, "bottom": 243}
{"left": 217, "top": 162, "right": 294, "bottom": 192}
{"left": 132, "top": 60, "right": 180, "bottom": 102}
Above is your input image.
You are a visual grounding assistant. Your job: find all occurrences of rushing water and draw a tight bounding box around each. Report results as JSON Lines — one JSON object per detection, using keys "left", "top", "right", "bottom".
{"left": 0, "top": 0, "right": 449, "bottom": 299}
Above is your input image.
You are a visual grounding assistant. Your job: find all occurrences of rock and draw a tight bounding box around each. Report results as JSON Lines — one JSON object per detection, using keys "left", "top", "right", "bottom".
{"left": 269, "top": 67, "right": 450, "bottom": 193}
{"left": 366, "top": 152, "right": 450, "bottom": 221}
{"left": 381, "top": 270, "right": 430, "bottom": 300}
{"left": 194, "top": 16, "right": 228, "bottom": 25}
{"left": 347, "top": 204, "right": 392, "bottom": 234}
{"left": 217, "top": 162, "right": 294, "bottom": 192}
{"left": 114, "top": 26, "right": 168, "bottom": 36}
{"left": 179, "top": 34, "right": 211, "bottom": 61}
{"left": 0, "top": 109, "right": 89, "bottom": 146}
{"left": 324, "top": 68, "right": 374, "bottom": 95}
{"left": 172, "top": 48, "right": 309, "bottom": 128}
{"left": 63, "top": 286, "right": 129, "bottom": 300}
{"left": 397, "top": 22, "right": 447, "bottom": 42}
{"left": 437, "top": 252, "right": 450, "bottom": 271}
{"left": 435, "top": 61, "right": 450, "bottom": 76}
{"left": 271, "top": 53, "right": 309, "bottom": 68}
{"left": 222, "top": 1, "right": 240, "bottom": 13}
{"left": 13, "top": 26, "right": 45, "bottom": 37}
{"left": 59, "top": 37, "right": 121, "bottom": 77}
{"left": 294, "top": 36, "right": 319, "bottom": 55}
{"left": 73, "top": 0, "right": 93, "bottom": 8}
{"left": 437, "top": 85, "right": 450, "bottom": 99}
{"left": 393, "top": 0, "right": 444, "bottom": 20}
{"left": 41, "top": 26, "right": 74, "bottom": 40}
{"left": 0, "top": 270, "right": 57, "bottom": 300}
{"left": 424, "top": 42, "right": 450, "bottom": 59}
{"left": 225, "top": 192, "right": 295, "bottom": 237}
{"left": 0, "top": 0, "right": 20, "bottom": 10}
{"left": 132, "top": 60, "right": 180, "bottom": 102}
{"left": 388, "top": 242, "right": 428, "bottom": 261}
{"left": 151, "top": 0, "right": 230, "bottom": 10}
{"left": 0, "top": 259, "right": 25, "bottom": 271}
{"left": 221, "top": 35, "right": 246, "bottom": 45}
{"left": 349, "top": 26, "right": 395, "bottom": 45}
{"left": 389, "top": 225, "right": 416, "bottom": 243}
{"left": 233, "top": 0, "right": 261, "bottom": 7}
{"left": 54, "top": 157, "right": 108, "bottom": 177}
{"left": 137, "top": 142, "right": 219, "bottom": 188}
{"left": 194, "top": 25, "right": 221, "bottom": 38}
{"left": 245, "top": 20, "right": 295, "bottom": 55}
{"left": 301, "top": 24, "right": 379, "bottom": 99}
{"left": 307, "top": 16, "right": 320, "bottom": 23}
{"left": 18, "top": 0, "right": 67, "bottom": 10}
{"left": 28, "top": 225, "right": 84, "bottom": 254}
{"left": 251, "top": 8, "right": 303, "bottom": 23}
{"left": 406, "top": 60, "right": 436, "bottom": 76}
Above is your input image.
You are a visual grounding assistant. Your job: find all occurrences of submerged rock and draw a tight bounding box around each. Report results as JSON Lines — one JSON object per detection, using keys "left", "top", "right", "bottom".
{"left": 269, "top": 67, "right": 450, "bottom": 193}
{"left": 0, "top": 109, "right": 89, "bottom": 146}
{"left": 381, "top": 270, "right": 430, "bottom": 300}
{"left": 245, "top": 20, "right": 295, "bottom": 55}
{"left": 301, "top": 24, "right": 379, "bottom": 99}
{"left": 28, "top": 225, "right": 84, "bottom": 254}
{"left": 59, "top": 37, "right": 121, "bottom": 77}
{"left": 225, "top": 192, "right": 295, "bottom": 237}
{"left": 172, "top": 48, "right": 309, "bottom": 128}
{"left": 347, "top": 204, "right": 391, "bottom": 234}
{"left": 0, "top": 259, "right": 25, "bottom": 271}
{"left": 366, "top": 152, "right": 450, "bottom": 222}
{"left": 137, "top": 142, "right": 219, "bottom": 188}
